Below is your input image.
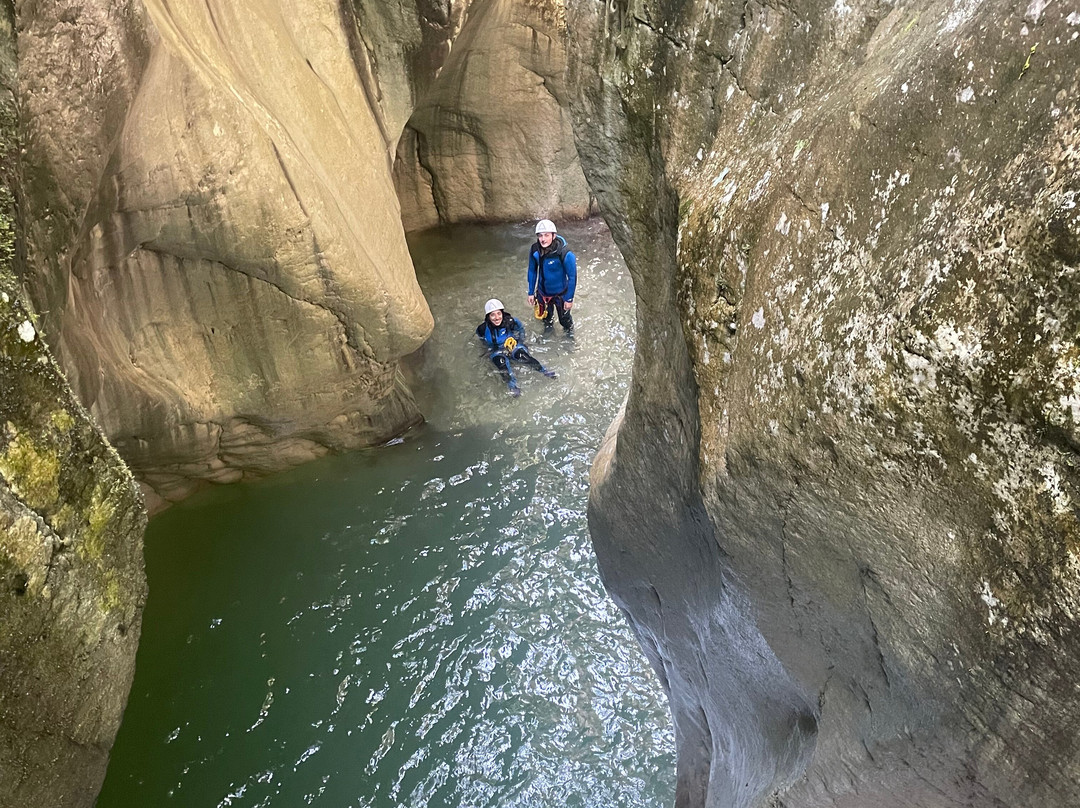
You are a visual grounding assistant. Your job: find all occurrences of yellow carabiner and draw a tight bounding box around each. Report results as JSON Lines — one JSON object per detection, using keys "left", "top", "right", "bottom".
{"left": 503, "top": 337, "right": 517, "bottom": 352}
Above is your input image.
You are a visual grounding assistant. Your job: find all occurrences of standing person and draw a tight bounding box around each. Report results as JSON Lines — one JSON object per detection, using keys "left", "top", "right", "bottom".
{"left": 476, "top": 298, "right": 557, "bottom": 396}
{"left": 527, "top": 219, "right": 577, "bottom": 332}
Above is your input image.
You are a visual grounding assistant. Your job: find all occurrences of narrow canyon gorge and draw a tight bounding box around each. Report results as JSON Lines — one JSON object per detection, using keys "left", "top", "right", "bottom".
{"left": 2, "top": 1, "right": 1078, "bottom": 806}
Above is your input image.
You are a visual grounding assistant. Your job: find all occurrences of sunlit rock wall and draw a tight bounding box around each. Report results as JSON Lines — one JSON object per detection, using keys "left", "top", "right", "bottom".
{"left": 18, "top": 0, "right": 435, "bottom": 508}
{"left": 0, "top": 9, "right": 146, "bottom": 805}
{"left": 569, "top": 0, "right": 1080, "bottom": 805}
{"left": 394, "top": 0, "right": 592, "bottom": 230}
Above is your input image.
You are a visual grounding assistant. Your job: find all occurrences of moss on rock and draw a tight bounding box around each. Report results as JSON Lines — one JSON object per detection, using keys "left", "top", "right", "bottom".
{"left": 0, "top": 3, "right": 147, "bottom": 806}
{"left": 0, "top": 428, "right": 61, "bottom": 512}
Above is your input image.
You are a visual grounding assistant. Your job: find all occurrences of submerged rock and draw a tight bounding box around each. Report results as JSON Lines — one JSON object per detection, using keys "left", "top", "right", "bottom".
{"left": 568, "top": 0, "right": 1080, "bottom": 805}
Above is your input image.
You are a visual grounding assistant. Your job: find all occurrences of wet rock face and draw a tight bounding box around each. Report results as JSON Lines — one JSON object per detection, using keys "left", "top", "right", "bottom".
{"left": 0, "top": 11, "right": 146, "bottom": 805}
{"left": 4, "top": 4, "right": 584, "bottom": 800}
{"left": 0, "top": 283, "right": 146, "bottom": 808}
{"left": 18, "top": 0, "right": 436, "bottom": 507}
{"left": 569, "top": 0, "right": 1080, "bottom": 805}
{"left": 394, "top": 0, "right": 591, "bottom": 229}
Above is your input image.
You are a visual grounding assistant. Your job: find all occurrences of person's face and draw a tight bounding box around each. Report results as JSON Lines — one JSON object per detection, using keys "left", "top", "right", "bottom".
{"left": 489, "top": 309, "right": 504, "bottom": 326}
{"left": 538, "top": 232, "right": 554, "bottom": 248}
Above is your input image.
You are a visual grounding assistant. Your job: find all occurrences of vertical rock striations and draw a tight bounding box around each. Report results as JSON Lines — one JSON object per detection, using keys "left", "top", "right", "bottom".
{"left": 5, "top": 1, "right": 589, "bottom": 792}
{"left": 394, "top": 0, "right": 592, "bottom": 229}
{"left": 0, "top": 5, "right": 146, "bottom": 805}
{"left": 18, "top": 0, "right": 435, "bottom": 507}
{"left": 568, "top": 0, "right": 1080, "bottom": 805}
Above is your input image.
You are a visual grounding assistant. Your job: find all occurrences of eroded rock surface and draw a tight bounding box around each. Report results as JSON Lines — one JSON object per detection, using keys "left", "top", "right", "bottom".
{"left": 568, "top": 0, "right": 1080, "bottom": 805}
{"left": 5, "top": 3, "right": 588, "bottom": 801}
{"left": 16, "top": 0, "right": 589, "bottom": 506}
{"left": 18, "top": 0, "right": 435, "bottom": 507}
{"left": 0, "top": 285, "right": 146, "bottom": 808}
{"left": 0, "top": 9, "right": 146, "bottom": 805}
{"left": 394, "top": 0, "right": 592, "bottom": 229}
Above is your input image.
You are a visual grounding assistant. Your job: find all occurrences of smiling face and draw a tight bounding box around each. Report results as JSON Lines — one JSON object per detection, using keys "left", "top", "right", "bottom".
{"left": 488, "top": 309, "right": 504, "bottom": 326}
{"left": 537, "top": 232, "right": 554, "bottom": 249}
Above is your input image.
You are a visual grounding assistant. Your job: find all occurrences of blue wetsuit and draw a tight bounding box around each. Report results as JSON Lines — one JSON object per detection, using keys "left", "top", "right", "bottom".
{"left": 527, "top": 235, "right": 577, "bottom": 330}
{"left": 476, "top": 312, "right": 554, "bottom": 394}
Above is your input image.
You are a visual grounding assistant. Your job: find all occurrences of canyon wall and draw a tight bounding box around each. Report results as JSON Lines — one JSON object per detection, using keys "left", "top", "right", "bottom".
{"left": 568, "top": 0, "right": 1080, "bottom": 805}
{"left": 0, "top": 281, "right": 146, "bottom": 808}
{"left": 16, "top": 0, "right": 587, "bottom": 508}
{"left": 18, "top": 0, "right": 437, "bottom": 508}
{"left": 15, "top": 0, "right": 1079, "bottom": 805}
{"left": 5, "top": 3, "right": 587, "bottom": 805}
{"left": 0, "top": 5, "right": 147, "bottom": 804}
{"left": 394, "top": 0, "right": 592, "bottom": 230}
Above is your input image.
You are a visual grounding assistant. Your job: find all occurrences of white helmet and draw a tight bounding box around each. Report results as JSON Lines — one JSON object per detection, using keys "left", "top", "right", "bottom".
{"left": 535, "top": 219, "right": 557, "bottom": 235}
{"left": 484, "top": 298, "right": 505, "bottom": 315}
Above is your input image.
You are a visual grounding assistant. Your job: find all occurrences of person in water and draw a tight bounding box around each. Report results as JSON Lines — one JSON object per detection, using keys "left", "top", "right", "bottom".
{"left": 476, "top": 298, "right": 556, "bottom": 396}
{"left": 527, "top": 219, "right": 577, "bottom": 332}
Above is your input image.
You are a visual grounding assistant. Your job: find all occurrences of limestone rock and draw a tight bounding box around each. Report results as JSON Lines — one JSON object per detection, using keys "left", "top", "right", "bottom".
{"left": 348, "top": 0, "right": 466, "bottom": 147}
{"left": 18, "top": 0, "right": 434, "bottom": 507}
{"left": 16, "top": 0, "right": 591, "bottom": 504}
{"left": 0, "top": 13, "right": 146, "bottom": 805}
{"left": 0, "top": 308, "right": 146, "bottom": 808}
{"left": 394, "top": 0, "right": 591, "bottom": 229}
{"left": 568, "top": 0, "right": 1080, "bottom": 805}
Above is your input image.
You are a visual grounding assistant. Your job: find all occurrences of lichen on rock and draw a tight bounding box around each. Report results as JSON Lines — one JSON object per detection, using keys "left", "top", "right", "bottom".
{"left": 0, "top": 312, "right": 147, "bottom": 805}
{"left": 1, "top": 30, "right": 145, "bottom": 808}
{"left": 567, "top": 0, "right": 1080, "bottom": 804}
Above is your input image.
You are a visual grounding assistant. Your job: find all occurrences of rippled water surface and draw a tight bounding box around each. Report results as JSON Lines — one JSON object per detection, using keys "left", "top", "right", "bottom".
{"left": 98, "top": 220, "right": 674, "bottom": 807}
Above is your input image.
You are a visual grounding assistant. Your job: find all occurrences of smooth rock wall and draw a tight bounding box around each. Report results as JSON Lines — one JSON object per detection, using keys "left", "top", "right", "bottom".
{"left": 394, "top": 0, "right": 592, "bottom": 229}
{"left": 567, "top": 0, "right": 1080, "bottom": 805}
{"left": 5, "top": 3, "right": 585, "bottom": 800}
{"left": 18, "top": 0, "right": 435, "bottom": 507}
{"left": 17, "top": 0, "right": 591, "bottom": 505}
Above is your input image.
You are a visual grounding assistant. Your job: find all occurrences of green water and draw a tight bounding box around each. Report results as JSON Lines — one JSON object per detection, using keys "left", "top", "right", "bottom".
{"left": 97, "top": 220, "right": 674, "bottom": 807}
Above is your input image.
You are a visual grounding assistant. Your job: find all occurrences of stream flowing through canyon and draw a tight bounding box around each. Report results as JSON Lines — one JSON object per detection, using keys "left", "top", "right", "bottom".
{"left": 96, "top": 220, "right": 675, "bottom": 808}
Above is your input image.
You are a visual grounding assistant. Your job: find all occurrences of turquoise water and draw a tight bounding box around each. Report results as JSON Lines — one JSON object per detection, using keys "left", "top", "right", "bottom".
{"left": 97, "top": 220, "right": 674, "bottom": 807}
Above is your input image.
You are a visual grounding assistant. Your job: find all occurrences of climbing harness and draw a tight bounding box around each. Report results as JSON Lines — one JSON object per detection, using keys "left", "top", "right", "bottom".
{"left": 532, "top": 258, "right": 546, "bottom": 318}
